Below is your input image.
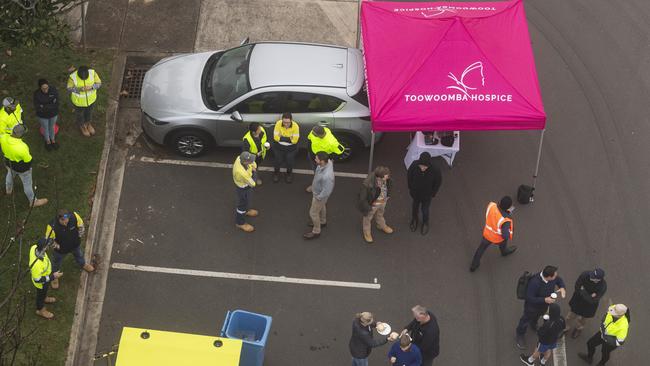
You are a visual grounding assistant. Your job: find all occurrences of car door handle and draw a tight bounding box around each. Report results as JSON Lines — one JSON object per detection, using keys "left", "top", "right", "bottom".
{"left": 319, "top": 121, "right": 330, "bottom": 125}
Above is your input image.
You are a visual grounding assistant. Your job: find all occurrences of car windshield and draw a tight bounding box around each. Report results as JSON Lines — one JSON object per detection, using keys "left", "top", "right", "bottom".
{"left": 203, "top": 44, "right": 254, "bottom": 109}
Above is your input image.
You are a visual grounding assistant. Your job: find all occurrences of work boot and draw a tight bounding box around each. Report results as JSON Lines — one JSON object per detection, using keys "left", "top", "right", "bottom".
{"left": 236, "top": 223, "right": 255, "bottom": 232}
{"left": 578, "top": 353, "right": 593, "bottom": 364}
{"left": 51, "top": 278, "right": 59, "bottom": 289}
{"left": 420, "top": 222, "right": 429, "bottom": 235}
{"left": 272, "top": 172, "right": 280, "bottom": 183}
{"left": 245, "top": 209, "right": 259, "bottom": 217}
{"left": 363, "top": 232, "right": 373, "bottom": 243}
{"left": 409, "top": 218, "right": 418, "bottom": 232}
{"left": 86, "top": 123, "right": 96, "bottom": 135}
{"left": 80, "top": 124, "right": 90, "bottom": 137}
{"left": 516, "top": 334, "right": 527, "bottom": 350}
{"left": 305, "top": 185, "right": 312, "bottom": 193}
{"left": 519, "top": 354, "right": 534, "bottom": 366}
{"left": 571, "top": 328, "right": 582, "bottom": 339}
{"left": 285, "top": 172, "right": 293, "bottom": 184}
{"left": 83, "top": 263, "right": 95, "bottom": 273}
{"left": 31, "top": 198, "right": 48, "bottom": 207}
{"left": 303, "top": 232, "right": 320, "bottom": 240}
{"left": 44, "top": 296, "right": 57, "bottom": 304}
{"left": 378, "top": 225, "right": 394, "bottom": 234}
{"left": 36, "top": 308, "right": 54, "bottom": 319}
{"left": 502, "top": 245, "right": 518, "bottom": 256}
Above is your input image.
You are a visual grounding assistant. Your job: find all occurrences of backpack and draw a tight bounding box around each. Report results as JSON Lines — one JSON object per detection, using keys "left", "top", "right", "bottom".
{"left": 517, "top": 271, "right": 534, "bottom": 300}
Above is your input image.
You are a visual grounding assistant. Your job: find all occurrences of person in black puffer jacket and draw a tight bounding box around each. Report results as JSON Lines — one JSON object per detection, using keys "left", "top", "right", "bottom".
{"left": 520, "top": 303, "right": 566, "bottom": 366}
{"left": 349, "top": 312, "right": 395, "bottom": 366}
{"left": 33, "top": 79, "right": 59, "bottom": 150}
{"left": 407, "top": 152, "right": 442, "bottom": 235}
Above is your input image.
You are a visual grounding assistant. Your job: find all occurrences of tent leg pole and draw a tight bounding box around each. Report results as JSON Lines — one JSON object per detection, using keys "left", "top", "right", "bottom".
{"left": 530, "top": 129, "right": 545, "bottom": 201}
{"left": 368, "top": 131, "right": 375, "bottom": 175}
{"left": 356, "top": 0, "right": 362, "bottom": 48}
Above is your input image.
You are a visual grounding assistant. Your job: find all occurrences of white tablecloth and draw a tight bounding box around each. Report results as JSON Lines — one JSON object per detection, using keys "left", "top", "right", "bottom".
{"left": 404, "top": 131, "right": 460, "bottom": 168}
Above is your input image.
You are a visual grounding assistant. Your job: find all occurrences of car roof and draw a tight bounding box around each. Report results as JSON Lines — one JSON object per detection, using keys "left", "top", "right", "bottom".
{"left": 248, "top": 42, "right": 348, "bottom": 90}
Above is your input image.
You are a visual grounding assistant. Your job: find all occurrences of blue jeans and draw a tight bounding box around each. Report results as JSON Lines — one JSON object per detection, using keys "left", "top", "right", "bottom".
{"left": 351, "top": 357, "right": 368, "bottom": 366}
{"left": 51, "top": 246, "right": 86, "bottom": 272}
{"left": 6, "top": 168, "right": 35, "bottom": 203}
{"left": 37, "top": 115, "right": 58, "bottom": 142}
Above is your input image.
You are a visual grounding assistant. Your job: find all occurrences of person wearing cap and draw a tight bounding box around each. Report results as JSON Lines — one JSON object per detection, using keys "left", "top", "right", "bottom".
{"left": 303, "top": 152, "right": 334, "bottom": 240}
{"left": 242, "top": 122, "right": 268, "bottom": 185}
{"left": 33, "top": 79, "right": 60, "bottom": 150}
{"left": 349, "top": 311, "right": 397, "bottom": 366}
{"left": 29, "top": 238, "right": 63, "bottom": 319}
{"left": 516, "top": 265, "right": 566, "bottom": 349}
{"left": 45, "top": 209, "right": 94, "bottom": 289}
{"left": 469, "top": 196, "right": 517, "bottom": 272}
{"left": 388, "top": 334, "right": 422, "bottom": 366}
{"left": 1, "top": 124, "right": 48, "bottom": 207}
{"left": 578, "top": 304, "right": 630, "bottom": 365}
{"left": 357, "top": 166, "right": 393, "bottom": 243}
{"left": 305, "top": 125, "right": 344, "bottom": 192}
{"left": 0, "top": 97, "right": 24, "bottom": 136}
{"left": 520, "top": 303, "right": 566, "bottom": 366}
{"left": 407, "top": 152, "right": 442, "bottom": 235}
{"left": 565, "top": 268, "right": 607, "bottom": 339}
{"left": 67, "top": 65, "right": 101, "bottom": 137}
{"left": 399, "top": 305, "right": 440, "bottom": 366}
{"left": 232, "top": 151, "right": 259, "bottom": 232}
{"left": 272, "top": 112, "right": 299, "bottom": 183}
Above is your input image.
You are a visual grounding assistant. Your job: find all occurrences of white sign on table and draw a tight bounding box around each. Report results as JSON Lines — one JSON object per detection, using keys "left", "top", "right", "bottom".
{"left": 403, "top": 131, "right": 460, "bottom": 168}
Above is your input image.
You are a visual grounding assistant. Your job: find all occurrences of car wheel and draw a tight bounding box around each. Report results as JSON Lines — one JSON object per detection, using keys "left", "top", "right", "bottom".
{"left": 169, "top": 130, "right": 212, "bottom": 158}
{"left": 335, "top": 134, "right": 362, "bottom": 163}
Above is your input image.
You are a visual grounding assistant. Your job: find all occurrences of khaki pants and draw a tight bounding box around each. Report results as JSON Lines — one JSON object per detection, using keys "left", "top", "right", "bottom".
{"left": 309, "top": 196, "right": 328, "bottom": 234}
{"left": 363, "top": 202, "right": 387, "bottom": 235}
{"left": 566, "top": 311, "right": 587, "bottom": 330}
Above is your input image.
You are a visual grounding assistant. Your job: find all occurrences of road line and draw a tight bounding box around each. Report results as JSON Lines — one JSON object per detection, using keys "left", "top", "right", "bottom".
{"left": 112, "top": 262, "right": 381, "bottom": 290}
{"left": 554, "top": 335, "right": 567, "bottom": 366}
{"left": 135, "top": 156, "right": 368, "bottom": 178}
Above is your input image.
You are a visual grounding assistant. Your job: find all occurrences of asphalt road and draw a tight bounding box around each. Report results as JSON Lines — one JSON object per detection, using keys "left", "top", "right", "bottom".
{"left": 90, "top": 0, "right": 650, "bottom": 365}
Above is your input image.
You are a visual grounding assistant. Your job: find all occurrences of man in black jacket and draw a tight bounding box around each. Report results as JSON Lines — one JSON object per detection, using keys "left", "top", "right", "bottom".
{"left": 407, "top": 152, "right": 442, "bottom": 235}
{"left": 516, "top": 265, "right": 566, "bottom": 349}
{"left": 565, "top": 268, "right": 607, "bottom": 338}
{"left": 400, "top": 305, "right": 440, "bottom": 366}
{"left": 349, "top": 312, "right": 396, "bottom": 366}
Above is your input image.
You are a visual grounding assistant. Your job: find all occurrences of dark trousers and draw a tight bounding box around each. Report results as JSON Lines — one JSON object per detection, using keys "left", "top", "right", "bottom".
{"left": 51, "top": 246, "right": 86, "bottom": 272}
{"left": 516, "top": 307, "right": 546, "bottom": 335}
{"left": 235, "top": 187, "right": 252, "bottom": 225}
{"left": 470, "top": 237, "right": 509, "bottom": 269}
{"left": 586, "top": 331, "right": 617, "bottom": 364}
{"left": 74, "top": 104, "right": 94, "bottom": 126}
{"left": 421, "top": 356, "right": 435, "bottom": 366}
{"left": 307, "top": 150, "right": 317, "bottom": 170}
{"left": 411, "top": 197, "right": 432, "bottom": 223}
{"left": 273, "top": 145, "right": 297, "bottom": 173}
{"left": 36, "top": 283, "right": 49, "bottom": 310}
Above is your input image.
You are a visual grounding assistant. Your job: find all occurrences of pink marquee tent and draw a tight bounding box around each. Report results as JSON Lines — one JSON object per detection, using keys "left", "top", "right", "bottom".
{"left": 360, "top": 0, "right": 546, "bottom": 132}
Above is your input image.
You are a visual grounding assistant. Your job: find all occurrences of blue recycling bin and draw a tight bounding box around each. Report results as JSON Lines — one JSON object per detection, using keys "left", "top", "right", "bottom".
{"left": 220, "top": 309, "right": 272, "bottom": 366}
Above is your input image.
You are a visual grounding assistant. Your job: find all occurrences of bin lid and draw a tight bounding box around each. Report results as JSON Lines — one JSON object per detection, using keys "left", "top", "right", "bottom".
{"left": 115, "top": 327, "right": 242, "bottom": 366}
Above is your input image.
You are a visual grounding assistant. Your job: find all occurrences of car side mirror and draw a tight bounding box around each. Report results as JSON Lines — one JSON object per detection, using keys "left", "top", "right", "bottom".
{"left": 230, "top": 111, "right": 244, "bottom": 122}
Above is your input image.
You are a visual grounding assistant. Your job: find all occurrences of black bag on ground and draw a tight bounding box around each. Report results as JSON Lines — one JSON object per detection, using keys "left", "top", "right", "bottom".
{"left": 516, "top": 271, "right": 533, "bottom": 300}
{"left": 517, "top": 185, "right": 534, "bottom": 204}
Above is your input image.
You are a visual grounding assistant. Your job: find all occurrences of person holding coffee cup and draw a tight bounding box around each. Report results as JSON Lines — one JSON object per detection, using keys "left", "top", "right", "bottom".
{"left": 349, "top": 312, "right": 397, "bottom": 366}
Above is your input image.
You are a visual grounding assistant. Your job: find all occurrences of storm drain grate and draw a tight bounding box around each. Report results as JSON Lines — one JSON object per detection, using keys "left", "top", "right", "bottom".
{"left": 120, "top": 66, "right": 149, "bottom": 99}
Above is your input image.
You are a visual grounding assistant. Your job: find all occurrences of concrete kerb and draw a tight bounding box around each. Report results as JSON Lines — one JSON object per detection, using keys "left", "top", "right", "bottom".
{"left": 65, "top": 52, "right": 126, "bottom": 366}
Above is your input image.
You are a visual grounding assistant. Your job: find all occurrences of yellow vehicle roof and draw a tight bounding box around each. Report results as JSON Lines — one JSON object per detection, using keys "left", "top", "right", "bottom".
{"left": 115, "top": 327, "right": 242, "bottom": 366}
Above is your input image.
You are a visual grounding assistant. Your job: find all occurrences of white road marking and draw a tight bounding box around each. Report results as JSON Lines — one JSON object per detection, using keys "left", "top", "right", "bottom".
{"left": 112, "top": 262, "right": 381, "bottom": 290}
{"left": 554, "top": 335, "right": 567, "bottom": 366}
{"left": 135, "top": 156, "right": 368, "bottom": 178}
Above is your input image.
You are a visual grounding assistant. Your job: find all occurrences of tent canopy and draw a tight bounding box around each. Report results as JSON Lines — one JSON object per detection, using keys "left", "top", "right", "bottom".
{"left": 360, "top": 0, "right": 546, "bottom": 132}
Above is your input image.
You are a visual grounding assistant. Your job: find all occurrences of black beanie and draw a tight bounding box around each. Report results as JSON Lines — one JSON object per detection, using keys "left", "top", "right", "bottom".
{"left": 499, "top": 196, "right": 513, "bottom": 210}
{"left": 77, "top": 66, "right": 89, "bottom": 80}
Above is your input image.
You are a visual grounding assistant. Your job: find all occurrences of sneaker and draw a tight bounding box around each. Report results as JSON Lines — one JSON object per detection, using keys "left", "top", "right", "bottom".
{"left": 516, "top": 334, "right": 527, "bottom": 350}
{"left": 363, "top": 232, "right": 373, "bottom": 243}
{"left": 519, "top": 354, "right": 534, "bottom": 366}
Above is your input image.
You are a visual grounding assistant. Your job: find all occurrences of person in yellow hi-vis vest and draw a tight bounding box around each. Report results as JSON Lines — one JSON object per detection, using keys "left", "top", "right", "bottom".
{"left": 67, "top": 65, "right": 101, "bottom": 137}
{"left": 0, "top": 97, "right": 24, "bottom": 136}
{"left": 30, "top": 238, "right": 63, "bottom": 319}
{"left": 233, "top": 152, "right": 258, "bottom": 233}
{"left": 305, "top": 125, "right": 344, "bottom": 192}
{"left": 242, "top": 122, "right": 269, "bottom": 185}
{"left": 579, "top": 304, "right": 630, "bottom": 366}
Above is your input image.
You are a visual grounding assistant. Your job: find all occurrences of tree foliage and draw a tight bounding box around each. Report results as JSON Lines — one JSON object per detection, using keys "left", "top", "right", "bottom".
{"left": 0, "top": 0, "right": 87, "bottom": 48}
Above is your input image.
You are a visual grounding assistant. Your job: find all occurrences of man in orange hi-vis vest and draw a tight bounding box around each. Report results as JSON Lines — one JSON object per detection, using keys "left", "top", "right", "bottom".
{"left": 470, "top": 196, "right": 517, "bottom": 272}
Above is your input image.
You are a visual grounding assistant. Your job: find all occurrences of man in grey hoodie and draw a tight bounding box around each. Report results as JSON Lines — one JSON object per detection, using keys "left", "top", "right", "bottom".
{"left": 304, "top": 151, "right": 335, "bottom": 239}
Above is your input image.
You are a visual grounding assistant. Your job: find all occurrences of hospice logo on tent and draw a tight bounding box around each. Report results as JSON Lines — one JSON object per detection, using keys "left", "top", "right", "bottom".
{"left": 404, "top": 61, "right": 513, "bottom": 103}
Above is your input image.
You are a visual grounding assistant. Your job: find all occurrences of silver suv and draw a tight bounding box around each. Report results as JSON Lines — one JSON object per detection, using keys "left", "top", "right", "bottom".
{"left": 141, "top": 41, "right": 372, "bottom": 159}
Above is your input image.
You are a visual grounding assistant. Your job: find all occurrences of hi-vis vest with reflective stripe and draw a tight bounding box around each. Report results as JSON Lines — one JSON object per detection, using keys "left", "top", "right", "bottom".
{"left": 243, "top": 129, "right": 268, "bottom": 159}
{"left": 482, "top": 202, "right": 513, "bottom": 244}
{"left": 307, "top": 127, "right": 344, "bottom": 155}
{"left": 29, "top": 244, "right": 51, "bottom": 289}
{"left": 69, "top": 70, "right": 98, "bottom": 107}
{"left": 602, "top": 305, "right": 629, "bottom": 343}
